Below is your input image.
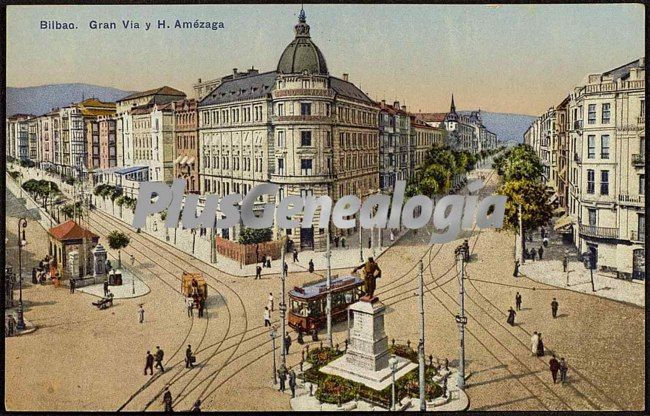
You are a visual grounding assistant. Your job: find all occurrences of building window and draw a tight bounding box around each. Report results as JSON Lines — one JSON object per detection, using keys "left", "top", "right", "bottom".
{"left": 640, "top": 174, "right": 645, "bottom": 195}
{"left": 641, "top": 100, "right": 646, "bottom": 118}
{"left": 602, "top": 103, "right": 611, "bottom": 124}
{"left": 639, "top": 214, "right": 645, "bottom": 239}
{"left": 278, "top": 130, "right": 285, "bottom": 148}
{"left": 600, "top": 170, "right": 609, "bottom": 195}
{"left": 587, "top": 135, "right": 596, "bottom": 159}
{"left": 587, "top": 169, "right": 595, "bottom": 194}
{"left": 587, "top": 104, "right": 596, "bottom": 124}
{"left": 302, "top": 79, "right": 309, "bottom": 89}
{"left": 600, "top": 135, "right": 610, "bottom": 159}
{"left": 300, "top": 103, "right": 311, "bottom": 116}
{"left": 301, "top": 131, "right": 312, "bottom": 146}
{"left": 588, "top": 209, "right": 597, "bottom": 226}
{"left": 277, "top": 103, "right": 285, "bottom": 116}
{"left": 278, "top": 158, "right": 285, "bottom": 175}
{"left": 300, "top": 159, "right": 313, "bottom": 175}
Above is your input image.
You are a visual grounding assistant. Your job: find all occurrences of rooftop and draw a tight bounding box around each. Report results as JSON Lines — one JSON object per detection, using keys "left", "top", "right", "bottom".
{"left": 118, "top": 86, "right": 186, "bottom": 102}
{"left": 48, "top": 220, "right": 99, "bottom": 242}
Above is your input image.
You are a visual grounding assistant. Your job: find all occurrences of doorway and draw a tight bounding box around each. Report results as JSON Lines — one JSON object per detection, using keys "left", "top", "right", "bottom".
{"left": 300, "top": 227, "right": 314, "bottom": 251}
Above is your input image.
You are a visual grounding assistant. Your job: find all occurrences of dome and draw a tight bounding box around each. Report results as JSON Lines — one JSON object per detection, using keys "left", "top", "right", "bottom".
{"left": 277, "top": 9, "right": 328, "bottom": 75}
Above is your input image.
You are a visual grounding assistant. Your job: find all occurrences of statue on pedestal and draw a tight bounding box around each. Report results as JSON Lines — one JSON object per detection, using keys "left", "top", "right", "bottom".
{"left": 351, "top": 257, "right": 381, "bottom": 301}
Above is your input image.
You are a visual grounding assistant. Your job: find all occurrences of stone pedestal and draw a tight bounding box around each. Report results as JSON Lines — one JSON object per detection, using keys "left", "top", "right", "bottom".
{"left": 92, "top": 244, "right": 107, "bottom": 278}
{"left": 321, "top": 299, "right": 417, "bottom": 391}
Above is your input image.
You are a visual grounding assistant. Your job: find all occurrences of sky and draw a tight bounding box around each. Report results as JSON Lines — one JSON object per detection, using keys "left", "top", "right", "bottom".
{"left": 6, "top": 4, "right": 645, "bottom": 116}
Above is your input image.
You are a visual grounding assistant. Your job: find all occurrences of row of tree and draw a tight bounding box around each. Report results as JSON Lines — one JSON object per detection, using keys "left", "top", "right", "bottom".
{"left": 21, "top": 179, "right": 61, "bottom": 208}
{"left": 494, "top": 144, "right": 553, "bottom": 238}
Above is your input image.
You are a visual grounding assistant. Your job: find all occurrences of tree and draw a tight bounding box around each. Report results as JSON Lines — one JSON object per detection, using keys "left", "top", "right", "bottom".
{"left": 238, "top": 227, "right": 273, "bottom": 245}
{"left": 61, "top": 202, "right": 83, "bottom": 220}
{"left": 107, "top": 230, "right": 130, "bottom": 269}
{"left": 497, "top": 179, "right": 553, "bottom": 242}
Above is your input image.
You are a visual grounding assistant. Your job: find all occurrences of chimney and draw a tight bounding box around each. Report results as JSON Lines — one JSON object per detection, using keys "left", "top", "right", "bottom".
{"left": 342, "top": 73, "right": 349, "bottom": 81}
{"left": 394, "top": 101, "right": 400, "bottom": 109}
{"left": 198, "top": 78, "right": 202, "bottom": 83}
{"left": 233, "top": 68, "right": 238, "bottom": 77}
{"left": 640, "top": 57, "right": 645, "bottom": 67}
{"left": 381, "top": 99, "right": 386, "bottom": 109}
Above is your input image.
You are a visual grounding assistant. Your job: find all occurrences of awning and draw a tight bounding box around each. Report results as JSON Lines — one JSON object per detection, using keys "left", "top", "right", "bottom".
{"left": 186, "top": 157, "right": 195, "bottom": 165}
{"left": 180, "top": 156, "right": 188, "bottom": 165}
{"left": 173, "top": 155, "right": 183, "bottom": 164}
{"left": 554, "top": 214, "right": 575, "bottom": 231}
{"left": 547, "top": 194, "right": 558, "bottom": 205}
{"left": 553, "top": 206, "right": 566, "bottom": 216}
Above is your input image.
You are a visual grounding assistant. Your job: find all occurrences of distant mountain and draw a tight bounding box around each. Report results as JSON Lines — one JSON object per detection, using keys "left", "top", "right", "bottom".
{"left": 460, "top": 111, "right": 536, "bottom": 144}
{"left": 6, "top": 83, "right": 134, "bottom": 116}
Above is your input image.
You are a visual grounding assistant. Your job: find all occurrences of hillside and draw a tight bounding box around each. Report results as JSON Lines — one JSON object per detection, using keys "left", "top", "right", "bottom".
{"left": 6, "top": 84, "right": 133, "bottom": 116}
{"left": 460, "top": 111, "right": 536, "bottom": 144}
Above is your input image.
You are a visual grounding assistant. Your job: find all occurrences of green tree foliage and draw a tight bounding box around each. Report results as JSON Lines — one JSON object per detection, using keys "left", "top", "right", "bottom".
{"left": 498, "top": 179, "right": 553, "bottom": 235}
{"left": 238, "top": 227, "right": 273, "bottom": 245}
{"left": 493, "top": 144, "right": 543, "bottom": 182}
{"left": 107, "top": 230, "right": 130, "bottom": 268}
{"left": 61, "top": 202, "right": 83, "bottom": 219}
{"left": 22, "top": 179, "right": 59, "bottom": 206}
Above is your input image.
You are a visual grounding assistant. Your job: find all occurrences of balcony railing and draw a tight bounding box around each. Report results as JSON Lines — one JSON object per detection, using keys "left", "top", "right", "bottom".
{"left": 618, "top": 194, "right": 645, "bottom": 205}
{"left": 579, "top": 224, "right": 619, "bottom": 239}
{"left": 630, "top": 230, "right": 645, "bottom": 242}
{"left": 632, "top": 154, "right": 645, "bottom": 167}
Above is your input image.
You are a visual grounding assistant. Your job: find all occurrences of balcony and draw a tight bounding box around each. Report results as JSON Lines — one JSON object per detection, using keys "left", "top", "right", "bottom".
{"left": 639, "top": 116, "right": 646, "bottom": 125}
{"left": 579, "top": 224, "right": 619, "bottom": 239}
{"left": 573, "top": 120, "right": 583, "bottom": 130}
{"left": 630, "top": 230, "right": 645, "bottom": 242}
{"left": 618, "top": 194, "right": 645, "bottom": 206}
{"left": 631, "top": 154, "right": 645, "bottom": 167}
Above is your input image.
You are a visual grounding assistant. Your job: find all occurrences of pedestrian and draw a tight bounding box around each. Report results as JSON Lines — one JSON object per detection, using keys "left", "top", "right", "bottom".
{"left": 185, "top": 344, "right": 194, "bottom": 369}
{"left": 162, "top": 386, "right": 173, "bottom": 412}
{"left": 297, "top": 326, "right": 304, "bottom": 344}
{"left": 105, "top": 259, "right": 112, "bottom": 273}
{"left": 266, "top": 257, "right": 271, "bottom": 268}
{"left": 103, "top": 280, "right": 109, "bottom": 297}
{"left": 308, "top": 259, "right": 314, "bottom": 273}
{"left": 551, "top": 298, "right": 559, "bottom": 318}
{"left": 191, "top": 399, "right": 201, "bottom": 412}
{"left": 283, "top": 262, "right": 288, "bottom": 274}
{"left": 130, "top": 254, "right": 135, "bottom": 267}
{"left": 268, "top": 292, "right": 274, "bottom": 311}
{"left": 530, "top": 249, "right": 536, "bottom": 262}
{"left": 507, "top": 307, "right": 516, "bottom": 326}
{"left": 536, "top": 333, "right": 545, "bottom": 357}
{"left": 334, "top": 235, "right": 340, "bottom": 248}
{"left": 198, "top": 299, "right": 204, "bottom": 318}
{"left": 368, "top": 237, "right": 372, "bottom": 249}
{"left": 515, "top": 292, "right": 522, "bottom": 310}
{"left": 559, "top": 357, "right": 568, "bottom": 383}
{"left": 562, "top": 254, "right": 569, "bottom": 272}
{"left": 341, "top": 237, "right": 346, "bottom": 248}
{"left": 513, "top": 260, "right": 520, "bottom": 277}
{"left": 69, "top": 277, "right": 76, "bottom": 294}
{"left": 549, "top": 355, "right": 560, "bottom": 383}
{"left": 531, "top": 331, "right": 539, "bottom": 356}
{"left": 540, "top": 226, "right": 546, "bottom": 239}
{"left": 186, "top": 297, "right": 194, "bottom": 318}
{"left": 293, "top": 248, "right": 299, "bottom": 263}
{"left": 390, "top": 230, "right": 395, "bottom": 242}
{"left": 538, "top": 246, "right": 544, "bottom": 260}
{"left": 264, "top": 307, "right": 271, "bottom": 327}
{"left": 543, "top": 236, "right": 549, "bottom": 247}
{"left": 144, "top": 351, "right": 154, "bottom": 375}
{"left": 311, "top": 328, "right": 318, "bottom": 342}
{"left": 139, "top": 304, "right": 145, "bottom": 323}
{"left": 289, "top": 369, "right": 297, "bottom": 398}
{"left": 284, "top": 332, "right": 292, "bottom": 355}
{"left": 255, "top": 265, "right": 262, "bottom": 280}
{"left": 155, "top": 346, "right": 165, "bottom": 372}
{"left": 278, "top": 367, "right": 286, "bottom": 392}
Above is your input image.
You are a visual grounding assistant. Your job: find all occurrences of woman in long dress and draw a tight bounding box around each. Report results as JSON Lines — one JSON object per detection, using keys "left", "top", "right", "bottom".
{"left": 531, "top": 332, "right": 539, "bottom": 356}
{"left": 507, "top": 307, "right": 516, "bottom": 326}
{"left": 536, "top": 333, "right": 545, "bottom": 356}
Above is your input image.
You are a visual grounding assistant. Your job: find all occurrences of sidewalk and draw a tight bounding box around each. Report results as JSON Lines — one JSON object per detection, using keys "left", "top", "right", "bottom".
{"left": 4, "top": 312, "right": 37, "bottom": 336}
{"left": 75, "top": 268, "right": 151, "bottom": 299}
{"left": 520, "top": 260, "right": 644, "bottom": 307}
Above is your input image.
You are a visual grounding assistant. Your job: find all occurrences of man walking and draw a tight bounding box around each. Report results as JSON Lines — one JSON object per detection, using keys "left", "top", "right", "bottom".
{"left": 562, "top": 254, "right": 569, "bottom": 272}
{"left": 292, "top": 248, "right": 299, "bottom": 263}
{"left": 155, "top": 346, "right": 165, "bottom": 373}
{"left": 144, "top": 351, "right": 154, "bottom": 375}
{"left": 264, "top": 307, "right": 271, "bottom": 327}
{"left": 70, "top": 278, "right": 76, "bottom": 294}
{"left": 559, "top": 357, "right": 568, "bottom": 383}
{"left": 185, "top": 344, "right": 194, "bottom": 369}
{"left": 308, "top": 259, "right": 314, "bottom": 274}
{"left": 515, "top": 292, "right": 522, "bottom": 310}
{"left": 278, "top": 366, "right": 287, "bottom": 392}
{"left": 255, "top": 265, "right": 262, "bottom": 280}
{"left": 268, "top": 292, "right": 274, "bottom": 311}
{"left": 538, "top": 246, "right": 544, "bottom": 260}
{"left": 551, "top": 298, "right": 559, "bottom": 318}
{"left": 103, "top": 280, "right": 109, "bottom": 297}
{"left": 513, "top": 260, "right": 520, "bottom": 277}
{"left": 549, "top": 355, "right": 560, "bottom": 383}
{"left": 198, "top": 299, "right": 204, "bottom": 318}
{"left": 284, "top": 332, "right": 292, "bottom": 355}
{"left": 530, "top": 249, "right": 536, "bottom": 262}
{"left": 186, "top": 297, "right": 194, "bottom": 318}
{"left": 162, "top": 386, "right": 173, "bottom": 412}
{"left": 138, "top": 304, "right": 145, "bottom": 323}
{"left": 288, "top": 369, "right": 297, "bottom": 398}
{"left": 283, "top": 262, "right": 288, "bottom": 274}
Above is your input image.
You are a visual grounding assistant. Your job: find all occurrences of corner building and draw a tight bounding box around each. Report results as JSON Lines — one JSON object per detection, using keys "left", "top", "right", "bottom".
{"left": 198, "top": 10, "right": 379, "bottom": 251}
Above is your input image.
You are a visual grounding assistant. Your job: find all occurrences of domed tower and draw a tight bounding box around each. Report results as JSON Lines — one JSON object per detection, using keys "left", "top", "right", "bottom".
{"left": 271, "top": 8, "right": 335, "bottom": 251}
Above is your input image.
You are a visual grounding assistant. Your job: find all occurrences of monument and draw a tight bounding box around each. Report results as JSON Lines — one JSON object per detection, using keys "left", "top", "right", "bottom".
{"left": 92, "top": 244, "right": 107, "bottom": 278}
{"left": 320, "top": 259, "right": 417, "bottom": 390}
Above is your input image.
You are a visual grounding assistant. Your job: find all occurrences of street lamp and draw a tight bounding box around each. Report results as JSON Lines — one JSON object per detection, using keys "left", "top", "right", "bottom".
{"left": 389, "top": 354, "right": 398, "bottom": 411}
{"left": 130, "top": 254, "right": 136, "bottom": 295}
{"left": 270, "top": 327, "right": 278, "bottom": 385}
{"left": 280, "top": 233, "right": 287, "bottom": 368}
{"left": 17, "top": 218, "right": 28, "bottom": 330}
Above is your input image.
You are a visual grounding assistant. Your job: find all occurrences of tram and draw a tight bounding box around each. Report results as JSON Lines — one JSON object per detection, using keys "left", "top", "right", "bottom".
{"left": 288, "top": 274, "right": 364, "bottom": 331}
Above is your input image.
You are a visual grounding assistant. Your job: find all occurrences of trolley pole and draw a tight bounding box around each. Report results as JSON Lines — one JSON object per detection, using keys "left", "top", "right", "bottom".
{"left": 418, "top": 260, "right": 426, "bottom": 410}
{"left": 326, "top": 226, "right": 333, "bottom": 348}
{"left": 280, "top": 233, "right": 287, "bottom": 368}
{"left": 455, "top": 245, "right": 467, "bottom": 391}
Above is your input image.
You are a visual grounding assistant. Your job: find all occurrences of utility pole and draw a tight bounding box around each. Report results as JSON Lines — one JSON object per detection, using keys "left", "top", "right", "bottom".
{"left": 358, "top": 214, "right": 363, "bottom": 263}
{"left": 280, "top": 232, "right": 287, "bottom": 368}
{"left": 418, "top": 260, "right": 426, "bottom": 411}
{"left": 518, "top": 204, "right": 524, "bottom": 264}
{"left": 326, "top": 226, "right": 333, "bottom": 348}
{"left": 455, "top": 244, "right": 467, "bottom": 391}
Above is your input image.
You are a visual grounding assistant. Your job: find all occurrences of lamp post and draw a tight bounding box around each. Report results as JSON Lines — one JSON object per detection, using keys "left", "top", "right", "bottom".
{"left": 326, "top": 226, "right": 333, "bottom": 348}
{"left": 17, "top": 218, "right": 28, "bottom": 330}
{"left": 389, "top": 354, "right": 398, "bottom": 411}
{"left": 455, "top": 244, "right": 467, "bottom": 391}
{"left": 130, "top": 254, "right": 135, "bottom": 295}
{"left": 270, "top": 327, "right": 278, "bottom": 385}
{"left": 280, "top": 233, "right": 287, "bottom": 368}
